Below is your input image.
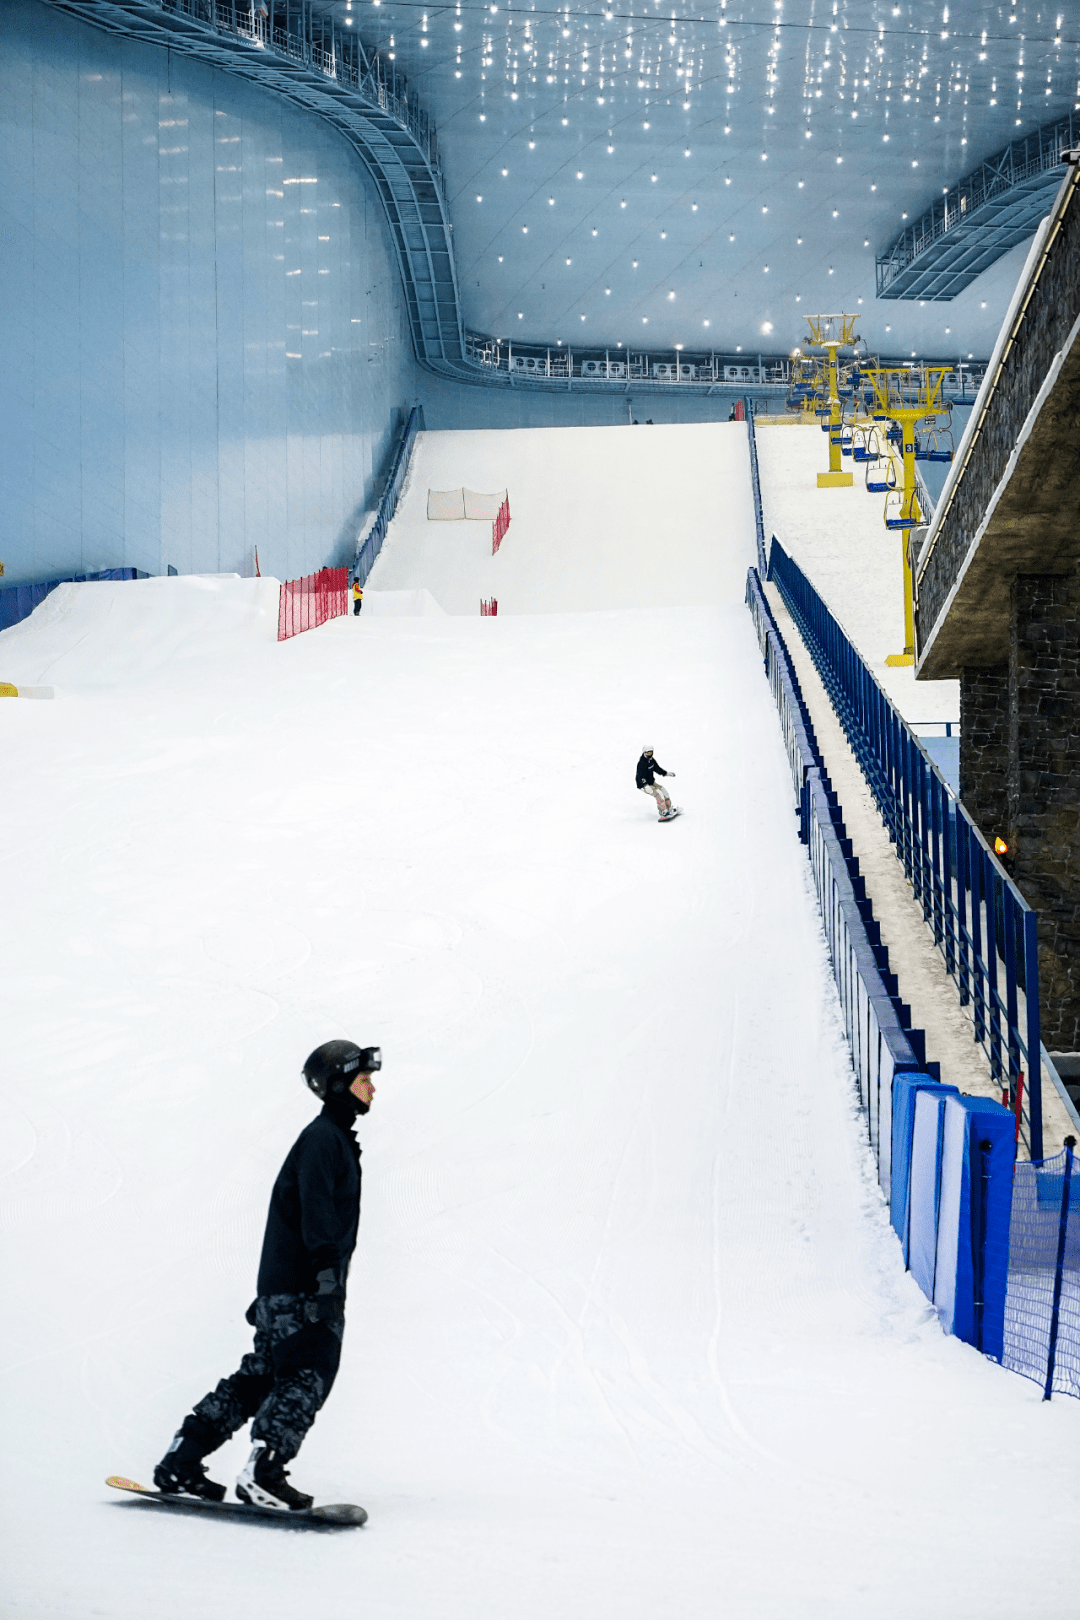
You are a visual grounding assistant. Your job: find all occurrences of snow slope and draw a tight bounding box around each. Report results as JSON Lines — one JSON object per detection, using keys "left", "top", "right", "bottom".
{"left": 368, "top": 422, "right": 753, "bottom": 613}
{"left": 2, "top": 424, "right": 1078, "bottom": 1620}
{"left": 757, "top": 424, "right": 960, "bottom": 723}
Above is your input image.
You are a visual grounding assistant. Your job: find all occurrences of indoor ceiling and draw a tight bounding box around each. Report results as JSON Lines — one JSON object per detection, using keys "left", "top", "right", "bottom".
{"left": 323, "top": 0, "right": 1080, "bottom": 357}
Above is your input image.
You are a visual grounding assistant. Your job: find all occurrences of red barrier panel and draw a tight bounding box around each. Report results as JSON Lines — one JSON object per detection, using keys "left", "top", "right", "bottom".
{"left": 278, "top": 567, "right": 349, "bottom": 641}
{"left": 480, "top": 598, "right": 498, "bottom": 616}
{"left": 491, "top": 496, "right": 511, "bottom": 555}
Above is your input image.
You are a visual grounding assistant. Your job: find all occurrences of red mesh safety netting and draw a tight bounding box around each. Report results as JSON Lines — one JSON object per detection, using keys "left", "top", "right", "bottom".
{"left": 480, "top": 598, "right": 498, "bottom": 616}
{"left": 278, "top": 567, "right": 349, "bottom": 641}
{"left": 491, "top": 496, "right": 511, "bottom": 556}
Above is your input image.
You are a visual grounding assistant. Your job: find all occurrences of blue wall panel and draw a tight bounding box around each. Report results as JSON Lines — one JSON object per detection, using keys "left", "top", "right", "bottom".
{"left": 934, "top": 1095, "right": 1015, "bottom": 1360}
{"left": 0, "top": 0, "right": 416, "bottom": 586}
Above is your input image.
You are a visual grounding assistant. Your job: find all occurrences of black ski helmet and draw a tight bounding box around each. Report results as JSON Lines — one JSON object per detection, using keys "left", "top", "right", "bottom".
{"left": 302, "top": 1040, "right": 381, "bottom": 1101}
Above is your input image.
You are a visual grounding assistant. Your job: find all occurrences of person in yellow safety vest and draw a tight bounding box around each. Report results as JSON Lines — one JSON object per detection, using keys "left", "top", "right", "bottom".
{"left": 352, "top": 579, "right": 363, "bottom": 616}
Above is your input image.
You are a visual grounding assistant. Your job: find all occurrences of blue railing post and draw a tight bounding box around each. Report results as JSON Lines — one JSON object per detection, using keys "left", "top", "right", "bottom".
{"left": 1025, "top": 910, "right": 1043, "bottom": 1161}
{"left": 1043, "top": 1136, "right": 1075, "bottom": 1398}
{"left": 766, "top": 534, "right": 1045, "bottom": 1148}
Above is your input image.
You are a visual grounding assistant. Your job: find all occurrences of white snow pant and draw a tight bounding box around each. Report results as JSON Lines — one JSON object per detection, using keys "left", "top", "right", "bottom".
{"left": 642, "top": 782, "right": 671, "bottom": 816}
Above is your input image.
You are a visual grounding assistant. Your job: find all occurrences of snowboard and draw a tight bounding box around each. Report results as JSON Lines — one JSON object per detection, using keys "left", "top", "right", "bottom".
{"left": 659, "top": 807, "right": 682, "bottom": 822}
{"left": 106, "top": 1475, "right": 367, "bottom": 1528}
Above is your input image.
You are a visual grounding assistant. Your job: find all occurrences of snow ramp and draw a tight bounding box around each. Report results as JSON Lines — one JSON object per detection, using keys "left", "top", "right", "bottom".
{"left": 2, "top": 423, "right": 1077, "bottom": 1620}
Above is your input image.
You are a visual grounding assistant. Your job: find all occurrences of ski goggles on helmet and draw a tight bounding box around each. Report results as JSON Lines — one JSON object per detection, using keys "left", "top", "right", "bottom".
{"left": 342, "top": 1046, "right": 382, "bottom": 1075}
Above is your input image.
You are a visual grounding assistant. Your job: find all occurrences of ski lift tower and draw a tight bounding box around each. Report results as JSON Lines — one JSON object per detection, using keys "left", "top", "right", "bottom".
{"left": 804, "top": 314, "right": 859, "bottom": 488}
{"left": 862, "top": 364, "right": 951, "bottom": 666}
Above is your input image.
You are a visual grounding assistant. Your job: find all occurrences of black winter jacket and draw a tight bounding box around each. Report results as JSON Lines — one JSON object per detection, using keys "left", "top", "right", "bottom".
{"left": 255, "top": 1099, "right": 362, "bottom": 1312}
{"left": 635, "top": 753, "right": 669, "bottom": 788}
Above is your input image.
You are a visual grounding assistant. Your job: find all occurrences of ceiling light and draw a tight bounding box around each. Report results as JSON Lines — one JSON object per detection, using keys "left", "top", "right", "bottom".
{"left": 668, "top": 291, "right": 675, "bottom": 299}
{"left": 761, "top": 321, "right": 773, "bottom": 334}
{"left": 621, "top": 200, "right": 626, "bottom": 207}
{"left": 529, "top": 141, "right": 536, "bottom": 149}
{"left": 566, "top": 257, "right": 572, "bottom": 264}
{"left": 501, "top": 169, "right": 508, "bottom": 176}
{"left": 517, "top": 312, "right": 523, "bottom": 318}
{"left": 476, "top": 195, "right": 483, "bottom": 201}
{"left": 703, "top": 318, "right": 710, "bottom": 326}
{"left": 605, "top": 287, "right": 611, "bottom": 294}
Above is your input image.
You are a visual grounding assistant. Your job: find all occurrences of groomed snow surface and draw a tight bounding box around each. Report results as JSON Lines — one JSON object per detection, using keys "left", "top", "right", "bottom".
{"left": 2, "top": 424, "right": 1078, "bottom": 1620}
{"left": 756, "top": 423, "right": 960, "bottom": 724}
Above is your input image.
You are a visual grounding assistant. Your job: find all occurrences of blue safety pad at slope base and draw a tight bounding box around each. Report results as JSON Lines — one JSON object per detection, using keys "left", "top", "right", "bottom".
{"left": 891, "top": 1076, "right": 959, "bottom": 1265}
{"left": 934, "top": 1095, "right": 1016, "bottom": 1360}
{"left": 909, "top": 1089, "right": 951, "bottom": 1302}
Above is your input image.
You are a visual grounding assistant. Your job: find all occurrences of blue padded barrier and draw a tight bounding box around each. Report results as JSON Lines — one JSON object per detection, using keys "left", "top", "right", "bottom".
{"left": 934, "top": 1095, "right": 1015, "bottom": 1360}
{"left": 0, "top": 568, "right": 149, "bottom": 632}
{"left": 891, "top": 1075, "right": 960, "bottom": 1264}
{"left": 909, "top": 1088, "right": 951, "bottom": 1301}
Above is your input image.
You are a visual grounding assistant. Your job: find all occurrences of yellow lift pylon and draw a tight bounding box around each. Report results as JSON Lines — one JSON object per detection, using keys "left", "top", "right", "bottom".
{"left": 861, "top": 365, "right": 951, "bottom": 667}
{"left": 804, "top": 314, "right": 860, "bottom": 488}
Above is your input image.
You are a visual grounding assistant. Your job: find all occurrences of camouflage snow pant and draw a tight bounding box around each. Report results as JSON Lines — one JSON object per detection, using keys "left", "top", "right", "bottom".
{"left": 641, "top": 781, "right": 671, "bottom": 815}
{"left": 187, "top": 1294, "right": 344, "bottom": 1463}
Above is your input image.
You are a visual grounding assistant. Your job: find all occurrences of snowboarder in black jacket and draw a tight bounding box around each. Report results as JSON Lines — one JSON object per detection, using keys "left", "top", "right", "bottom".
{"left": 636, "top": 747, "right": 676, "bottom": 819}
{"left": 153, "top": 1040, "right": 379, "bottom": 1511}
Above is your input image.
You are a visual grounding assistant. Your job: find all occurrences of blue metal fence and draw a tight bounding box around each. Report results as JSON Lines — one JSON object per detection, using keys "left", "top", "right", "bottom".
{"left": 1004, "top": 1141, "right": 1080, "bottom": 1399}
{"left": 353, "top": 405, "right": 425, "bottom": 588}
{"left": 0, "top": 568, "right": 150, "bottom": 634}
{"left": 767, "top": 535, "right": 1045, "bottom": 1160}
{"left": 744, "top": 398, "right": 768, "bottom": 574}
{"left": 746, "top": 568, "right": 931, "bottom": 1194}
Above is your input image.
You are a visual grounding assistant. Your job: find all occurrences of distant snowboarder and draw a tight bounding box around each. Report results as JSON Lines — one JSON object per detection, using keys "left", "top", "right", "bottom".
{"left": 636, "top": 747, "right": 678, "bottom": 821}
{"left": 153, "top": 1041, "right": 379, "bottom": 1512}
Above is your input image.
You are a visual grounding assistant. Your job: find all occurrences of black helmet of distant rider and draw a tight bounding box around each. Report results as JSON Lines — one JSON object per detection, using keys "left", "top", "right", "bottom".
{"left": 303, "top": 1041, "right": 381, "bottom": 1114}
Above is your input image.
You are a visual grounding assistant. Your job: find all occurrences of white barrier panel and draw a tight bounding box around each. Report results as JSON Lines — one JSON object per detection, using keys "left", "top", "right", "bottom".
{"left": 427, "top": 488, "right": 466, "bottom": 520}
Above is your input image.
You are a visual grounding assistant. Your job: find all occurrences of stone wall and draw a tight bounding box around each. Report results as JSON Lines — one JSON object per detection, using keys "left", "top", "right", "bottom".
{"left": 1008, "top": 566, "right": 1080, "bottom": 1051}
{"left": 916, "top": 170, "right": 1080, "bottom": 644}
{"left": 959, "top": 664, "right": 1010, "bottom": 839}
{"left": 961, "top": 566, "right": 1080, "bottom": 1050}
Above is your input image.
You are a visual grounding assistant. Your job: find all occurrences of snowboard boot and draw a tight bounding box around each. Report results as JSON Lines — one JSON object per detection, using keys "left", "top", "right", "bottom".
{"left": 154, "top": 1424, "right": 227, "bottom": 1502}
{"left": 236, "top": 1442, "right": 313, "bottom": 1512}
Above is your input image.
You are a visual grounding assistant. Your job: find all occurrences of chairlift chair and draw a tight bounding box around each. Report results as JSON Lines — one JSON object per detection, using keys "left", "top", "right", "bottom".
{"left": 884, "top": 488, "right": 919, "bottom": 530}
{"left": 865, "top": 452, "right": 896, "bottom": 494}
